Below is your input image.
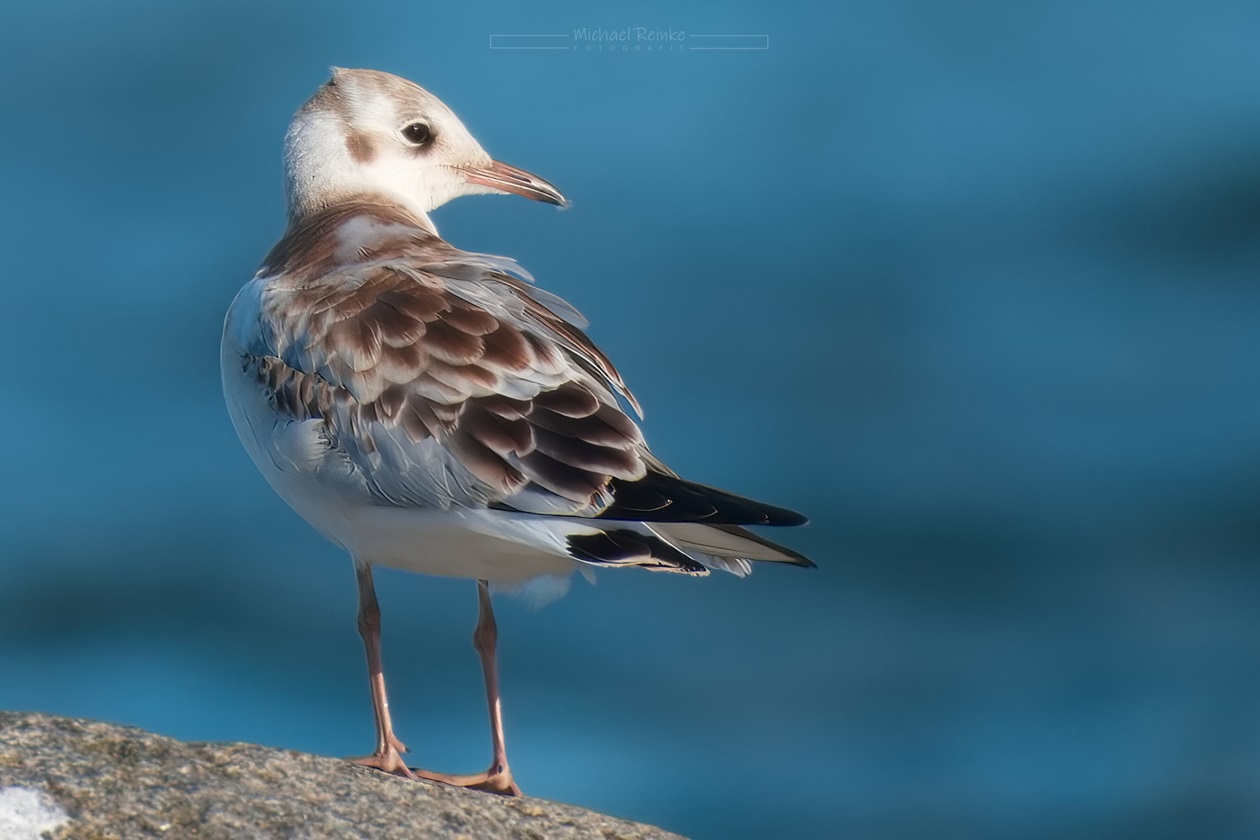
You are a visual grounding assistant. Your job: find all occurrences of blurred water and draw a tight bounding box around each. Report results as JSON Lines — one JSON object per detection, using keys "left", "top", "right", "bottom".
{"left": 2, "top": 1, "right": 1260, "bottom": 838}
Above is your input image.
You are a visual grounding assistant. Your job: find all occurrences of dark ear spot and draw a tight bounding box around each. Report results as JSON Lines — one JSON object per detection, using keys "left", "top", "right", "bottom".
{"left": 345, "top": 132, "right": 376, "bottom": 163}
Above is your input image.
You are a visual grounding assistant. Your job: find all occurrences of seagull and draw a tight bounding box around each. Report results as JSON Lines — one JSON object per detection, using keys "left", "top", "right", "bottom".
{"left": 221, "top": 67, "right": 813, "bottom": 796}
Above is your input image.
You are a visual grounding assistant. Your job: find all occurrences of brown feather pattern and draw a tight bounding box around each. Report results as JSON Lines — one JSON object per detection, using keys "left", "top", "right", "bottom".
{"left": 250, "top": 201, "right": 647, "bottom": 507}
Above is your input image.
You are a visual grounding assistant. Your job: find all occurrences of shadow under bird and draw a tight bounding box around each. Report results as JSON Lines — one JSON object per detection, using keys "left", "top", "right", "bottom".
{"left": 221, "top": 67, "right": 813, "bottom": 796}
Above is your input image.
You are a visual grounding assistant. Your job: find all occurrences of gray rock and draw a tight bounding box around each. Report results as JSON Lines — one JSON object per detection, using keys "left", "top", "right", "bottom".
{"left": 0, "top": 712, "right": 685, "bottom": 839}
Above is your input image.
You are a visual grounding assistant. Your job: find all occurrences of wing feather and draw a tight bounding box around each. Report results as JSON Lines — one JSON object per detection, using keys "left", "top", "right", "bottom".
{"left": 246, "top": 203, "right": 644, "bottom": 512}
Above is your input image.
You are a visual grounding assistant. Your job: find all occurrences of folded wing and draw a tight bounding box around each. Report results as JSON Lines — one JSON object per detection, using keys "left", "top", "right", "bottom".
{"left": 240, "top": 204, "right": 812, "bottom": 573}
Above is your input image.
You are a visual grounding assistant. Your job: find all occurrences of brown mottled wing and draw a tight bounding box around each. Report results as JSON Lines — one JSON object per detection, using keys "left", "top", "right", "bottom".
{"left": 253, "top": 250, "right": 647, "bottom": 512}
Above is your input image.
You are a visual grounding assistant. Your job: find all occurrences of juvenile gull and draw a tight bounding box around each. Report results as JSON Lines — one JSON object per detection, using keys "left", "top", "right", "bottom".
{"left": 221, "top": 68, "right": 813, "bottom": 796}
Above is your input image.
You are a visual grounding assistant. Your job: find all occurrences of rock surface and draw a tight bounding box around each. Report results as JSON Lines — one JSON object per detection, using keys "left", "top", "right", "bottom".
{"left": 0, "top": 712, "right": 684, "bottom": 839}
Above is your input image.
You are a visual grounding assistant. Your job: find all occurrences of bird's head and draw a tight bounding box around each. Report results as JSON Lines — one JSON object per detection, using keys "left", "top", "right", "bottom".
{"left": 282, "top": 68, "right": 567, "bottom": 222}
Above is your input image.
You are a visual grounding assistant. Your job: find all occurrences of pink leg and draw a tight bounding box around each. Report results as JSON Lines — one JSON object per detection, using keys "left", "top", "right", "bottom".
{"left": 347, "top": 560, "right": 413, "bottom": 778}
{"left": 412, "top": 580, "right": 521, "bottom": 795}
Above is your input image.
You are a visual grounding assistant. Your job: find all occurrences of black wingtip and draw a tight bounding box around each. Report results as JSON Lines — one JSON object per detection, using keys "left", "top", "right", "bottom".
{"left": 599, "top": 472, "right": 810, "bottom": 527}
{"left": 776, "top": 509, "right": 810, "bottom": 527}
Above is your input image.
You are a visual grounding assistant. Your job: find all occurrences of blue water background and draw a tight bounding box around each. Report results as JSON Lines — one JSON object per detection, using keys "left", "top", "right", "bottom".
{"left": 2, "top": 2, "right": 1260, "bottom": 837}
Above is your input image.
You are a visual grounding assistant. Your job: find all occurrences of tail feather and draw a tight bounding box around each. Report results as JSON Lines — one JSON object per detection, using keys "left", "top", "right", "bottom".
{"left": 566, "top": 526, "right": 709, "bottom": 575}
{"left": 658, "top": 522, "right": 816, "bottom": 571}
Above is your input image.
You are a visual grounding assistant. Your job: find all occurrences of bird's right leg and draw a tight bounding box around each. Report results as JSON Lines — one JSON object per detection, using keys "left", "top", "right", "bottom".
{"left": 347, "top": 559, "right": 414, "bottom": 778}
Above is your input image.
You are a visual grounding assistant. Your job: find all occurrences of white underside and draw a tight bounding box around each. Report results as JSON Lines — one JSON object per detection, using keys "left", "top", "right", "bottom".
{"left": 318, "top": 505, "right": 580, "bottom": 583}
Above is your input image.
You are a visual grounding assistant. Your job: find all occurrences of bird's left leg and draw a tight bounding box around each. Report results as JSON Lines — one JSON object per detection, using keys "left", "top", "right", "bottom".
{"left": 412, "top": 579, "right": 521, "bottom": 796}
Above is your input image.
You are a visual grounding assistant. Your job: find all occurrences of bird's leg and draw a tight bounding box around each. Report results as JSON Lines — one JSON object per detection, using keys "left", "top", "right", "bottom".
{"left": 412, "top": 580, "right": 521, "bottom": 796}
{"left": 470, "top": 578, "right": 521, "bottom": 794}
{"left": 347, "top": 560, "right": 414, "bottom": 778}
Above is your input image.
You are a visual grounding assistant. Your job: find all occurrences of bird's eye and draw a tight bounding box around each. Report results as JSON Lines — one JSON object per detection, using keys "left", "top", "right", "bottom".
{"left": 401, "top": 122, "right": 434, "bottom": 146}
